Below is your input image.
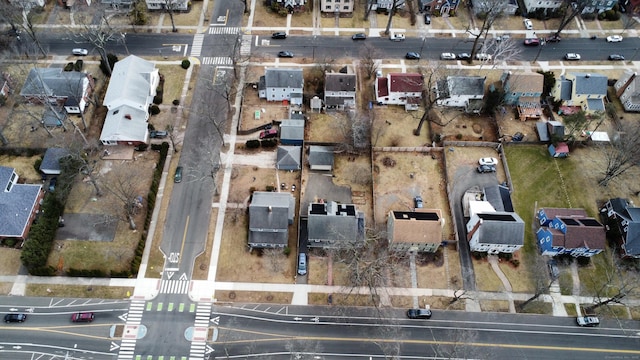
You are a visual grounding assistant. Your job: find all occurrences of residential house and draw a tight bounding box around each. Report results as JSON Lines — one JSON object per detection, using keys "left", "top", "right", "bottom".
{"left": 435, "top": 76, "right": 485, "bottom": 113}
{"left": 308, "top": 145, "right": 334, "bottom": 171}
{"left": 100, "top": 55, "right": 160, "bottom": 146}
{"left": 369, "top": 0, "right": 405, "bottom": 10}
{"left": 483, "top": 185, "right": 513, "bottom": 212}
{"left": 627, "top": 0, "right": 640, "bottom": 14}
{"left": 552, "top": 72, "right": 607, "bottom": 115}
{"left": 320, "top": 0, "right": 354, "bottom": 14}
{"left": 324, "top": 72, "right": 356, "bottom": 110}
{"left": 259, "top": 68, "right": 304, "bottom": 106}
{"left": 307, "top": 201, "right": 365, "bottom": 248}
{"left": 471, "top": 0, "right": 518, "bottom": 15}
{"left": 274, "top": 0, "right": 306, "bottom": 12}
{"left": 20, "top": 68, "right": 94, "bottom": 115}
{"left": 280, "top": 119, "right": 305, "bottom": 145}
{"left": 100, "top": 0, "right": 133, "bottom": 9}
{"left": 583, "top": 0, "right": 618, "bottom": 13}
{"left": 614, "top": 70, "right": 640, "bottom": 112}
{"left": 248, "top": 191, "right": 295, "bottom": 249}
{"left": 522, "top": 0, "right": 563, "bottom": 14}
{"left": 145, "top": 0, "right": 189, "bottom": 11}
{"left": 39, "top": 148, "right": 70, "bottom": 176}
{"left": 387, "top": 209, "right": 443, "bottom": 253}
{"left": 601, "top": 198, "right": 640, "bottom": 258}
{"left": 0, "top": 166, "right": 45, "bottom": 242}
{"left": 276, "top": 146, "right": 302, "bottom": 171}
{"left": 465, "top": 200, "right": 525, "bottom": 254}
{"left": 501, "top": 71, "right": 544, "bottom": 121}
{"left": 536, "top": 207, "right": 606, "bottom": 257}
{"left": 8, "top": 0, "right": 45, "bottom": 11}
{"left": 375, "top": 73, "right": 424, "bottom": 110}
{"left": 419, "top": 0, "right": 460, "bottom": 15}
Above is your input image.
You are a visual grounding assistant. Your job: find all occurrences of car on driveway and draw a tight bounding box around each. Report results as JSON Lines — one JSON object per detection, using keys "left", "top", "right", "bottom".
{"left": 72, "top": 48, "right": 88, "bottom": 56}
{"left": 523, "top": 18, "right": 533, "bottom": 30}
{"left": 150, "top": 130, "right": 168, "bottom": 138}
{"left": 548, "top": 259, "right": 560, "bottom": 280}
{"left": 271, "top": 32, "right": 287, "bottom": 39}
{"left": 478, "top": 157, "right": 498, "bottom": 166}
{"left": 71, "top": 312, "right": 95, "bottom": 322}
{"left": 606, "top": 35, "right": 623, "bottom": 43}
{"left": 608, "top": 54, "right": 625, "bottom": 60}
{"left": 407, "top": 309, "right": 432, "bottom": 319}
{"left": 457, "top": 53, "right": 471, "bottom": 61}
{"left": 352, "top": 33, "right": 367, "bottom": 40}
{"left": 524, "top": 38, "right": 540, "bottom": 46}
{"left": 414, "top": 196, "right": 423, "bottom": 209}
{"left": 440, "top": 52, "right": 456, "bottom": 60}
{"left": 48, "top": 177, "right": 57, "bottom": 192}
{"left": 424, "top": 14, "right": 431, "bottom": 24}
{"left": 577, "top": 316, "right": 600, "bottom": 327}
{"left": 4, "top": 313, "right": 27, "bottom": 323}
{"left": 477, "top": 164, "right": 496, "bottom": 173}
{"left": 564, "top": 53, "right": 581, "bottom": 61}
{"left": 405, "top": 52, "right": 420, "bottom": 60}
{"left": 260, "top": 128, "right": 279, "bottom": 139}
{"left": 277, "top": 51, "right": 294, "bottom": 58}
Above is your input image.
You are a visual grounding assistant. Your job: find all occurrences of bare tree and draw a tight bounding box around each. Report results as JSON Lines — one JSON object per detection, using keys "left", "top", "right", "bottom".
{"left": 0, "top": 1, "right": 47, "bottom": 57}
{"left": 552, "top": 0, "right": 589, "bottom": 38}
{"left": 363, "top": 0, "right": 376, "bottom": 21}
{"left": 330, "top": 111, "right": 371, "bottom": 154}
{"left": 597, "top": 120, "right": 640, "bottom": 187}
{"left": 263, "top": 248, "right": 286, "bottom": 274}
{"left": 465, "top": 0, "right": 509, "bottom": 63}
{"left": 619, "top": 13, "right": 638, "bottom": 35}
{"left": 518, "top": 254, "right": 553, "bottom": 311}
{"left": 384, "top": 0, "right": 405, "bottom": 35}
{"left": 159, "top": 0, "right": 181, "bottom": 33}
{"left": 584, "top": 252, "right": 640, "bottom": 312}
{"left": 358, "top": 43, "right": 379, "bottom": 80}
{"left": 69, "top": 13, "right": 124, "bottom": 76}
{"left": 101, "top": 165, "right": 144, "bottom": 230}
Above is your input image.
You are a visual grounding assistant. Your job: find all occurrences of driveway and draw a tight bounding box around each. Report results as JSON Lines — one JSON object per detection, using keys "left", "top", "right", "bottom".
{"left": 55, "top": 213, "right": 118, "bottom": 242}
{"left": 301, "top": 173, "right": 353, "bottom": 217}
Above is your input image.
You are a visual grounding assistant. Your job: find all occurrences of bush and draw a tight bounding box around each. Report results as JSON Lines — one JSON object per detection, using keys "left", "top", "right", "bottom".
{"left": 181, "top": 59, "right": 191, "bottom": 69}
{"left": 64, "top": 62, "right": 74, "bottom": 71}
{"left": 149, "top": 104, "right": 160, "bottom": 115}
{"left": 100, "top": 54, "right": 119, "bottom": 77}
{"left": 283, "top": 247, "right": 291, "bottom": 256}
{"left": 33, "top": 157, "right": 43, "bottom": 173}
{"left": 510, "top": 259, "right": 520, "bottom": 267}
{"left": 74, "top": 60, "right": 83, "bottom": 71}
{"left": 246, "top": 140, "right": 260, "bottom": 148}
{"left": 266, "top": 185, "right": 275, "bottom": 192}
{"left": 173, "top": 99, "right": 180, "bottom": 106}
{"left": 260, "top": 139, "right": 278, "bottom": 148}
{"left": 3, "top": 238, "right": 17, "bottom": 247}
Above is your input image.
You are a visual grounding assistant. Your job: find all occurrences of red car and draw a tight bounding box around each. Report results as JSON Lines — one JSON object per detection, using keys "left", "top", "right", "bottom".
{"left": 523, "top": 38, "right": 540, "bottom": 46}
{"left": 259, "top": 129, "right": 278, "bottom": 139}
{"left": 71, "top": 312, "right": 95, "bottom": 322}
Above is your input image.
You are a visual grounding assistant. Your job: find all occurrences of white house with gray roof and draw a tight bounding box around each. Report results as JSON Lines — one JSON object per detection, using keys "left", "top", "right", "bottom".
{"left": 0, "top": 166, "right": 44, "bottom": 242}
{"left": 100, "top": 55, "right": 160, "bottom": 146}
{"left": 435, "top": 76, "right": 486, "bottom": 113}
{"left": 307, "top": 201, "right": 365, "bottom": 248}
{"left": 248, "top": 191, "right": 295, "bottom": 249}
{"left": 258, "top": 68, "right": 304, "bottom": 106}
{"left": 466, "top": 200, "right": 525, "bottom": 254}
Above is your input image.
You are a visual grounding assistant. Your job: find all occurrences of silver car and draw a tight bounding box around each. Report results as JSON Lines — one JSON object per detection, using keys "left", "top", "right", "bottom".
{"left": 440, "top": 52, "right": 456, "bottom": 60}
{"left": 72, "top": 48, "right": 88, "bottom": 56}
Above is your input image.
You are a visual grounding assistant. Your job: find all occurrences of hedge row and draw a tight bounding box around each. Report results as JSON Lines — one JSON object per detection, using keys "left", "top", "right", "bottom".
{"left": 20, "top": 194, "right": 63, "bottom": 276}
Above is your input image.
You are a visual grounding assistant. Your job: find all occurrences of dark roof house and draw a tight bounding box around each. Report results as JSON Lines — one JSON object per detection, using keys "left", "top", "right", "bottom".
{"left": 39, "top": 148, "right": 71, "bottom": 176}
{"left": 601, "top": 198, "right": 640, "bottom": 258}
{"left": 387, "top": 209, "right": 443, "bottom": 253}
{"left": 324, "top": 72, "right": 356, "bottom": 110}
{"left": 307, "top": 201, "right": 365, "bottom": 248}
{"left": 0, "top": 166, "right": 45, "bottom": 241}
{"left": 308, "top": 145, "right": 334, "bottom": 171}
{"left": 536, "top": 207, "right": 605, "bottom": 257}
{"left": 279, "top": 119, "right": 305, "bottom": 145}
{"left": 276, "top": 146, "right": 301, "bottom": 171}
{"left": 248, "top": 191, "right": 295, "bottom": 249}
{"left": 20, "top": 68, "right": 94, "bottom": 114}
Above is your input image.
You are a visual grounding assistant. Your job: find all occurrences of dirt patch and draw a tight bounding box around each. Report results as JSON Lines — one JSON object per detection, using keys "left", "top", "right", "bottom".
{"left": 431, "top": 108, "right": 499, "bottom": 142}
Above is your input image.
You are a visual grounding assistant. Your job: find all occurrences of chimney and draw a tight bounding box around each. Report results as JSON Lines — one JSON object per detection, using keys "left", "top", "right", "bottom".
{"left": 125, "top": 114, "right": 132, "bottom": 119}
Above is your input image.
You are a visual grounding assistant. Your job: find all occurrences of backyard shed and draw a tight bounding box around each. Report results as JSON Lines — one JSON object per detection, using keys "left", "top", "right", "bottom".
{"left": 536, "top": 121, "right": 550, "bottom": 142}
{"left": 549, "top": 142, "right": 569, "bottom": 158}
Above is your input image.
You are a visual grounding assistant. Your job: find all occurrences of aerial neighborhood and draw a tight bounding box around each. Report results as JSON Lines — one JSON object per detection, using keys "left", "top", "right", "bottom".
{"left": 1, "top": 0, "right": 640, "bottom": 357}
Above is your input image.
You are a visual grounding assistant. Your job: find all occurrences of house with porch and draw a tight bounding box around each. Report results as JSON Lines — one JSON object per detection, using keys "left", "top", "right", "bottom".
{"left": 145, "top": 0, "right": 188, "bottom": 11}
{"left": 501, "top": 71, "right": 544, "bottom": 121}
{"left": 551, "top": 72, "right": 608, "bottom": 115}
{"left": 536, "top": 207, "right": 606, "bottom": 257}
{"left": 20, "top": 68, "right": 94, "bottom": 115}
{"left": 259, "top": 68, "right": 304, "bottom": 106}
{"left": 320, "top": 0, "right": 354, "bottom": 14}
{"left": 465, "top": 200, "right": 524, "bottom": 254}
{"left": 387, "top": 209, "right": 443, "bottom": 253}
{"left": 248, "top": 191, "right": 295, "bottom": 249}
{"left": 375, "top": 73, "right": 424, "bottom": 111}
{"left": 100, "top": 55, "right": 160, "bottom": 146}
{"left": 601, "top": 198, "right": 640, "bottom": 258}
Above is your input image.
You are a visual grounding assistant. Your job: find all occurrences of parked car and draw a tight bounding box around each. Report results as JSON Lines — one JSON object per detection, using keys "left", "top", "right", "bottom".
{"left": 477, "top": 165, "right": 496, "bottom": 173}
{"left": 277, "top": 51, "right": 294, "bottom": 58}
{"left": 576, "top": 316, "right": 600, "bottom": 327}
{"left": 406, "top": 309, "right": 432, "bottom": 319}
{"left": 351, "top": 33, "right": 367, "bottom": 40}
{"left": 457, "top": 53, "right": 471, "bottom": 61}
{"left": 512, "top": 132, "right": 524, "bottom": 142}
{"left": 390, "top": 32, "right": 405, "bottom": 41}
{"left": 271, "top": 32, "right": 287, "bottom": 39}
{"left": 150, "top": 130, "right": 168, "bottom": 139}
{"left": 608, "top": 54, "right": 625, "bottom": 61}
{"left": 297, "top": 253, "right": 307, "bottom": 276}
{"left": 424, "top": 14, "right": 431, "bottom": 25}
{"left": 440, "top": 52, "right": 456, "bottom": 60}
{"left": 259, "top": 128, "right": 278, "bottom": 139}
{"left": 4, "top": 313, "right": 27, "bottom": 323}
{"left": 478, "top": 157, "right": 498, "bottom": 166}
{"left": 48, "top": 177, "right": 57, "bottom": 192}
{"left": 564, "top": 53, "right": 581, "bottom": 61}
{"left": 72, "top": 48, "right": 88, "bottom": 56}
{"left": 414, "top": 196, "right": 423, "bottom": 209}
{"left": 606, "top": 35, "right": 623, "bottom": 43}
{"left": 405, "top": 52, "right": 420, "bottom": 60}
{"left": 174, "top": 166, "right": 183, "bottom": 183}
{"left": 546, "top": 34, "right": 561, "bottom": 42}
{"left": 548, "top": 259, "right": 560, "bottom": 280}
{"left": 523, "top": 38, "right": 540, "bottom": 46}
{"left": 523, "top": 18, "right": 533, "bottom": 30}
{"left": 475, "top": 53, "right": 492, "bottom": 61}
{"left": 495, "top": 34, "right": 510, "bottom": 42}
{"left": 71, "top": 312, "right": 95, "bottom": 322}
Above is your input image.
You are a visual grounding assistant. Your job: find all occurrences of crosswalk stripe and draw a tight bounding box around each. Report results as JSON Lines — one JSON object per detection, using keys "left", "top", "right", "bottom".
{"left": 159, "top": 280, "right": 190, "bottom": 294}
{"left": 117, "top": 300, "right": 146, "bottom": 360}
{"left": 201, "top": 57, "right": 233, "bottom": 66}
{"left": 190, "top": 33, "right": 204, "bottom": 57}
{"left": 208, "top": 26, "right": 241, "bottom": 35}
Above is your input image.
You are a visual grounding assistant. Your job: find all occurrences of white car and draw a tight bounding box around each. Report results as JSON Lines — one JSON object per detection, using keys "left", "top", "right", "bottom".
{"left": 564, "top": 53, "right": 581, "bottom": 61}
{"left": 390, "top": 32, "right": 405, "bottom": 41}
{"left": 606, "top": 35, "right": 623, "bottom": 43}
{"left": 440, "top": 52, "right": 456, "bottom": 60}
{"left": 475, "top": 53, "right": 492, "bottom": 61}
{"left": 72, "top": 48, "right": 88, "bottom": 56}
{"left": 523, "top": 18, "right": 533, "bottom": 30}
{"left": 478, "top": 157, "right": 498, "bottom": 166}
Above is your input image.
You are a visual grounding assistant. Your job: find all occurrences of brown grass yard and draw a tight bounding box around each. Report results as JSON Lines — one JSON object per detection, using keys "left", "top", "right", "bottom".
{"left": 371, "top": 108, "right": 431, "bottom": 147}
{"left": 479, "top": 300, "right": 510, "bottom": 313}
{"left": 26, "top": 284, "right": 133, "bottom": 299}
{"left": 215, "top": 290, "right": 293, "bottom": 304}
{"left": 472, "top": 258, "right": 504, "bottom": 292}
{"left": 0, "top": 248, "right": 23, "bottom": 276}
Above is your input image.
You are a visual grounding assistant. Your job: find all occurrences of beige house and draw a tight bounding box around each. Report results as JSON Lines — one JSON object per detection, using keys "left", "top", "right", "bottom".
{"left": 321, "top": 0, "right": 354, "bottom": 14}
{"left": 387, "top": 209, "right": 443, "bottom": 253}
{"left": 551, "top": 72, "right": 607, "bottom": 115}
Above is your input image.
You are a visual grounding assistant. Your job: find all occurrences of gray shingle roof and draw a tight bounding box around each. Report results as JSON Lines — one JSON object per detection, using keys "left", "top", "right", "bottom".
{"left": 447, "top": 76, "right": 485, "bottom": 96}
{"left": 476, "top": 212, "right": 525, "bottom": 245}
{"left": 572, "top": 72, "right": 608, "bottom": 96}
{"left": 276, "top": 146, "right": 301, "bottom": 170}
{"left": 40, "top": 148, "right": 70, "bottom": 175}
{"left": 264, "top": 68, "right": 303, "bottom": 89}
{"left": 325, "top": 73, "right": 356, "bottom": 92}
{"left": 0, "top": 166, "right": 42, "bottom": 238}
{"left": 308, "top": 146, "right": 334, "bottom": 168}
{"left": 308, "top": 202, "right": 363, "bottom": 242}
{"left": 20, "top": 68, "right": 87, "bottom": 100}
{"left": 280, "top": 120, "right": 305, "bottom": 141}
{"left": 248, "top": 192, "right": 294, "bottom": 247}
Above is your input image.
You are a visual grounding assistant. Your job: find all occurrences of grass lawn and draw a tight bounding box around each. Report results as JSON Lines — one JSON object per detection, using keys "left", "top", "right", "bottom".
{"left": 479, "top": 300, "right": 510, "bottom": 312}
{"left": 473, "top": 259, "right": 503, "bottom": 292}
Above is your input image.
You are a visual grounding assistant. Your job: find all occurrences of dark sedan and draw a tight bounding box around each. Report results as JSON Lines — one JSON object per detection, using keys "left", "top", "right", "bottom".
{"left": 405, "top": 52, "right": 421, "bottom": 60}
{"left": 4, "top": 313, "right": 27, "bottom": 323}
{"left": 407, "top": 309, "right": 432, "bottom": 319}
{"left": 277, "top": 51, "right": 294, "bottom": 58}
{"left": 457, "top": 53, "right": 471, "bottom": 60}
{"left": 608, "top": 54, "right": 625, "bottom": 61}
